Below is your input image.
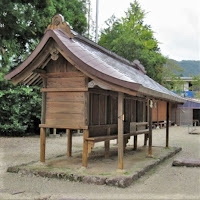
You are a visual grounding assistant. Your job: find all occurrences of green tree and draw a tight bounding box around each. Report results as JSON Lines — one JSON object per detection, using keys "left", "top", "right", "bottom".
{"left": 162, "top": 59, "right": 183, "bottom": 90}
{"left": 98, "top": 1, "right": 166, "bottom": 83}
{"left": 0, "top": 72, "right": 41, "bottom": 136}
{"left": 0, "top": 0, "right": 88, "bottom": 135}
{"left": 191, "top": 75, "right": 200, "bottom": 99}
{"left": 0, "top": 0, "right": 88, "bottom": 69}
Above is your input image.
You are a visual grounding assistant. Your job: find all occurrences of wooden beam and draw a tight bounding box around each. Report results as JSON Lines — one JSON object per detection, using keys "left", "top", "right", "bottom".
{"left": 144, "top": 134, "right": 148, "bottom": 146}
{"left": 40, "top": 87, "right": 88, "bottom": 92}
{"left": 12, "top": 42, "right": 53, "bottom": 84}
{"left": 133, "top": 136, "right": 138, "bottom": 150}
{"left": 44, "top": 71, "right": 84, "bottom": 78}
{"left": 105, "top": 127, "right": 110, "bottom": 159}
{"left": 33, "top": 69, "right": 46, "bottom": 74}
{"left": 67, "top": 129, "right": 72, "bottom": 157}
{"left": 166, "top": 102, "right": 169, "bottom": 147}
{"left": 40, "top": 128, "right": 46, "bottom": 162}
{"left": 53, "top": 128, "right": 56, "bottom": 136}
{"left": 148, "top": 100, "right": 153, "bottom": 156}
{"left": 82, "top": 129, "right": 89, "bottom": 167}
{"left": 118, "top": 92, "right": 124, "bottom": 170}
{"left": 39, "top": 124, "right": 88, "bottom": 130}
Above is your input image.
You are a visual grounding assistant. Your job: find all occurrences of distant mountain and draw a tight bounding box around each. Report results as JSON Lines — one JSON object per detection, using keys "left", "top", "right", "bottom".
{"left": 164, "top": 59, "right": 200, "bottom": 77}
{"left": 176, "top": 60, "right": 200, "bottom": 77}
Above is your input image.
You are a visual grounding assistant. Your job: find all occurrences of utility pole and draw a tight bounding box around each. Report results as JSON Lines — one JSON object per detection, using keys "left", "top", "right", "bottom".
{"left": 87, "top": 0, "right": 91, "bottom": 37}
{"left": 95, "top": 0, "right": 99, "bottom": 43}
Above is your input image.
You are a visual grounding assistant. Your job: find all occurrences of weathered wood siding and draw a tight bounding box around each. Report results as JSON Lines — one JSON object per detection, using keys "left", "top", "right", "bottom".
{"left": 44, "top": 56, "right": 88, "bottom": 128}
{"left": 89, "top": 89, "right": 118, "bottom": 137}
{"left": 89, "top": 90, "right": 147, "bottom": 136}
{"left": 152, "top": 100, "right": 172, "bottom": 122}
{"left": 124, "top": 98, "right": 146, "bottom": 133}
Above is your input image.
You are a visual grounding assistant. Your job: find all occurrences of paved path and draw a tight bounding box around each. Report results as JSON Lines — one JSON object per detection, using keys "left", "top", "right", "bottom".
{"left": 0, "top": 126, "right": 200, "bottom": 199}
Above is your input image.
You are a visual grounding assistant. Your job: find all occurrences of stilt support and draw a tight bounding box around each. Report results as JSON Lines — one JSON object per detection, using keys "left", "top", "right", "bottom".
{"left": 82, "top": 129, "right": 89, "bottom": 167}
{"left": 118, "top": 92, "right": 124, "bottom": 170}
{"left": 40, "top": 128, "right": 46, "bottom": 162}
{"left": 166, "top": 102, "right": 169, "bottom": 147}
{"left": 105, "top": 127, "right": 110, "bottom": 158}
{"left": 134, "top": 135, "right": 138, "bottom": 150}
{"left": 67, "top": 129, "right": 72, "bottom": 157}
{"left": 148, "top": 100, "right": 153, "bottom": 157}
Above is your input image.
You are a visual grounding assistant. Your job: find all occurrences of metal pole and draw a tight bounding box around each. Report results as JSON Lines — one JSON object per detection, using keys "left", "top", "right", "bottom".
{"left": 87, "top": 0, "right": 90, "bottom": 37}
{"left": 95, "top": 0, "right": 99, "bottom": 43}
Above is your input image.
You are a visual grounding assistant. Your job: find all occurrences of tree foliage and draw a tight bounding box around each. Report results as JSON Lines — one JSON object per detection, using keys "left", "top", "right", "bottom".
{"left": 98, "top": 1, "right": 166, "bottom": 83}
{"left": 0, "top": 72, "right": 41, "bottom": 136}
{"left": 191, "top": 75, "right": 200, "bottom": 99}
{"left": 162, "top": 59, "right": 183, "bottom": 90}
{"left": 0, "top": 0, "right": 88, "bottom": 69}
{"left": 0, "top": 0, "right": 88, "bottom": 135}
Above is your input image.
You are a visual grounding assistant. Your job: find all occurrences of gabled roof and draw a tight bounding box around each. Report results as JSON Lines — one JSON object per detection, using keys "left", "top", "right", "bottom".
{"left": 5, "top": 14, "right": 185, "bottom": 103}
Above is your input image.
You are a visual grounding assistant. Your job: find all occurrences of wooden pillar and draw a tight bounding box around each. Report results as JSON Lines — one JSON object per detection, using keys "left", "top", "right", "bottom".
{"left": 40, "top": 128, "right": 46, "bottom": 162}
{"left": 144, "top": 134, "right": 148, "bottom": 146}
{"left": 133, "top": 135, "right": 138, "bottom": 150}
{"left": 67, "top": 129, "right": 72, "bottom": 157}
{"left": 105, "top": 127, "right": 110, "bottom": 158}
{"left": 40, "top": 77, "right": 47, "bottom": 162}
{"left": 148, "top": 100, "right": 153, "bottom": 156}
{"left": 118, "top": 92, "right": 124, "bottom": 170}
{"left": 166, "top": 102, "right": 169, "bottom": 147}
{"left": 144, "top": 100, "right": 149, "bottom": 146}
{"left": 157, "top": 101, "right": 159, "bottom": 126}
{"left": 53, "top": 128, "right": 56, "bottom": 136}
{"left": 82, "top": 129, "right": 89, "bottom": 167}
{"left": 41, "top": 77, "right": 47, "bottom": 124}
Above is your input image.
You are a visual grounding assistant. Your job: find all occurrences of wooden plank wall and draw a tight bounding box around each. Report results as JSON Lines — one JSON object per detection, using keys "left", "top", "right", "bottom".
{"left": 152, "top": 100, "right": 172, "bottom": 122}
{"left": 44, "top": 56, "right": 88, "bottom": 128}
{"left": 89, "top": 89, "right": 118, "bottom": 137}
{"left": 45, "top": 92, "right": 86, "bottom": 127}
{"left": 124, "top": 98, "right": 146, "bottom": 133}
{"left": 89, "top": 89, "right": 147, "bottom": 137}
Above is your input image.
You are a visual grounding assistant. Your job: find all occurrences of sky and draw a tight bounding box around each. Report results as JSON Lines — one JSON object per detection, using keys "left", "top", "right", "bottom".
{"left": 90, "top": 0, "right": 200, "bottom": 61}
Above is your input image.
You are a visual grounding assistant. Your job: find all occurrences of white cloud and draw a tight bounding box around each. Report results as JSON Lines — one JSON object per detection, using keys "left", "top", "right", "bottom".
{"left": 91, "top": 0, "right": 200, "bottom": 61}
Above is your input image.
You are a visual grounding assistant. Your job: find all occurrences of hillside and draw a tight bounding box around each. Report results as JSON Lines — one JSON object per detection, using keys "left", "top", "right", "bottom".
{"left": 174, "top": 60, "right": 200, "bottom": 77}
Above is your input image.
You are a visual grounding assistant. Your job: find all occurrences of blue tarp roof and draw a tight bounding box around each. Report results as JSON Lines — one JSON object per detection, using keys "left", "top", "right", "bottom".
{"left": 178, "top": 98, "right": 200, "bottom": 109}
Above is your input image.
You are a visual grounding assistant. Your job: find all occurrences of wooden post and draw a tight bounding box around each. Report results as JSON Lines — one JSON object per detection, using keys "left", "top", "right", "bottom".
{"left": 148, "top": 100, "right": 153, "bottom": 156}
{"left": 118, "top": 92, "right": 124, "bottom": 170}
{"left": 41, "top": 77, "right": 47, "bottom": 124}
{"left": 144, "top": 134, "right": 148, "bottom": 146}
{"left": 82, "top": 129, "right": 89, "bottom": 167}
{"left": 105, "top": 127, "right": 110, "bottom": 158}
{"left": 133, "top": 135, "right": 138, "bottom": 150}
{"left": 67, "top": 129, "right": 72, "bottom": 157}
{"left": 40, "top": 77, "right": 47, "bottom": 163}
{"left": 40, "top": 128, "right": 46, "bottom": 162}
{"left": 144, "top": 100, "right": 149, "bottom": 146}
{"left": 157, "top": 100, "right": 159, "bottom": 127}
{"left": 53, "top": 128, "right": 56, "bottom": 136}
{"left": 166, "top": 102, "right": 169, "bottom": 147}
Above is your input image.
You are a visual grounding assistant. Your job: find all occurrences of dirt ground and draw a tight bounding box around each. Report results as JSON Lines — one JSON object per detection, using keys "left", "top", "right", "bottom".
{"left": 0, "top": 126, "right": 200, "bottom": 200}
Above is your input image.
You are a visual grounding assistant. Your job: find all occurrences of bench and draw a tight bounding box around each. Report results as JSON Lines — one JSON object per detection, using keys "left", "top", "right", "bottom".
{"left": 85, "top": 122, "right": 149, "bottom": 159}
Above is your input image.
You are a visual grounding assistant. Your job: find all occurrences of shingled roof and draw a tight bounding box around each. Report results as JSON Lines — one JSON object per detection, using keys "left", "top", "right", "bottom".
{"left": 5, "top": 14, "right": 185, "bottom": 103}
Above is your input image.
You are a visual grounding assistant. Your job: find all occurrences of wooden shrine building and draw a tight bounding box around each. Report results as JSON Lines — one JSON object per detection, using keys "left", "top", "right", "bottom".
{"left": 5, "top": 14, "right": 185, "bottom": 170}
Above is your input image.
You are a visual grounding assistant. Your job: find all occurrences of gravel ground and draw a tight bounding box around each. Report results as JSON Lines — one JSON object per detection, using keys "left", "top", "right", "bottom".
{"left": 0, "top": 126, "right": 200, "bottom": 200}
